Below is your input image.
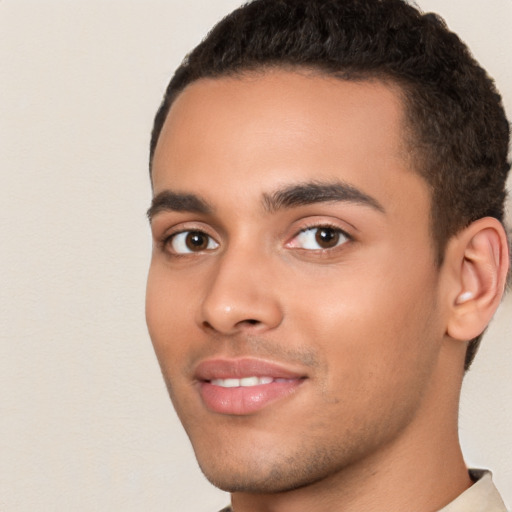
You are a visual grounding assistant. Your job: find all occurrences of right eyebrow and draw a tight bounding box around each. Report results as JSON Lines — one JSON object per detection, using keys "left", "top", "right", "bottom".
{"left": 262, "top": 180, "right": 385, "bottom": 214}
{"left": 147, "top": 190, "right": 213, "bottom": 221}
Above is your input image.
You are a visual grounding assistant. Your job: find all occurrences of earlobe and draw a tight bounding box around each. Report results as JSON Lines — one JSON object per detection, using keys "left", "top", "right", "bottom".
{"left": 446, "top": 217, "right": 509, "bottom": 341}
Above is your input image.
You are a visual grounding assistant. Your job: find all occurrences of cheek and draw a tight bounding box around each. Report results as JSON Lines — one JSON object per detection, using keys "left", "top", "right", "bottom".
{"left": 284, "top": 254, "right": 441, "bottom": 386}
{"left": 146, "top": 266, "right": 201, "bottom": 413}
{"left": 145, "top": 263, "right": 195, "bottom": 360}
{"left": 146, "top": 265, "right": 170, "bottom": 341}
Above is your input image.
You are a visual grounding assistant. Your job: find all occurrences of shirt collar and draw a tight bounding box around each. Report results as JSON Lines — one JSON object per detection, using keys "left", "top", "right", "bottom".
{"left": 438, "top": 470, "right": 508, "bottom": 512}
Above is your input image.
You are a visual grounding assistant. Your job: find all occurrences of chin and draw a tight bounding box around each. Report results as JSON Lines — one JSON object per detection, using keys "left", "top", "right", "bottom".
{"left": 200, "top": 467, "right": 317, "bottom": 494}
{"left": 195, "top": 445, "right": 343, "bottom": 494}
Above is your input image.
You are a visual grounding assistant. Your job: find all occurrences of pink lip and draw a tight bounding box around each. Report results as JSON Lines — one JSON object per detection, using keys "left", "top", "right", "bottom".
{"left": 195, "top": 358, "right": 306, "bottom": 415}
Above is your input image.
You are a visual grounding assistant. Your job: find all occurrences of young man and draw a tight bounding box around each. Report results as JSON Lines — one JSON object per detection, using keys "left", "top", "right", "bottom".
{"left": 145, "top": 1, "right": 510, "bottom": 510}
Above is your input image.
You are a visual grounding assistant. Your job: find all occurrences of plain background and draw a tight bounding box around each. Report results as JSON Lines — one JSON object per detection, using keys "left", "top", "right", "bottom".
{"left": 1, "top": 1, "right": 511, "bottom": 510}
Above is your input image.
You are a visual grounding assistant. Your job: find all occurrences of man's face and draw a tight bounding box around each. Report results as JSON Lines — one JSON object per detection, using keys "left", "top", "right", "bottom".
{"left": 147, "top": 71, "right": 447, "bottom": 492}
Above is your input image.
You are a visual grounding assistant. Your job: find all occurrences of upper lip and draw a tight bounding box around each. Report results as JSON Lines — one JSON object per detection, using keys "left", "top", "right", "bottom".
{"left": 194, "top": 357, "right": 307, "bottom": 382}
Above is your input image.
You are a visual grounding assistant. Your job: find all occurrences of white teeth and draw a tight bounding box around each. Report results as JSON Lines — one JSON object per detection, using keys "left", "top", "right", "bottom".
{"left": 240, "top": 377, "right": 259, "bottom": 387}
{"left": 210, "top": 376, "right": 275, "bottom": 388}
{"left": 218, "top": 378, "right": 240, "bottom": 388}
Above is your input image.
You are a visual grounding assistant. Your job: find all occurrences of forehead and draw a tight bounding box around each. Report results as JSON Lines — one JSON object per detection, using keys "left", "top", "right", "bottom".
{"left": 151, "top": 70, "right": 427, "bottom": 221}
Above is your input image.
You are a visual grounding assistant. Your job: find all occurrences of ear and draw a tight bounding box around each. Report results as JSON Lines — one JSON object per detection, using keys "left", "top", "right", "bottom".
{"left": 445, "top": 217, "right": 509, "bottom": 341}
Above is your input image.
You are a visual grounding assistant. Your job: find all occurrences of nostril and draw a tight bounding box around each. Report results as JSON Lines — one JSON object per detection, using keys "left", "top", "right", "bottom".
{"left": 201, "top": 318, "right": 261, "bottom": 334}
{"left": 234, "top": 318, "right": 261, "bottom": 328}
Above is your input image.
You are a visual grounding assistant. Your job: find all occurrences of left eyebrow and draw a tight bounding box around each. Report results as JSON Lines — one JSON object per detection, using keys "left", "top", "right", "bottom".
{"left": 147, "top": 190, "right": 213, "bottom": 221}
{"left": 262, "top": 181, "right": 385, "bottom": 214}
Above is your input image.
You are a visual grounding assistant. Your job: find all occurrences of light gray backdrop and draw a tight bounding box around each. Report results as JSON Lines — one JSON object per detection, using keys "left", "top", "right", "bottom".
{"left": 1, "top": 1, "right": 511, "bottom": 510}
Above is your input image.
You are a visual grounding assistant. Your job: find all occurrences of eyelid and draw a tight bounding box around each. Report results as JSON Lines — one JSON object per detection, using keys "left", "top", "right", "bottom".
{"left": 286, "top": 221, "right": 353, "bottom": 251}
{"left": 158, "top": 223, "right": 220, "bottom": 255}
{"left": 171, "top": 231, "right": 219, "bottom": 254}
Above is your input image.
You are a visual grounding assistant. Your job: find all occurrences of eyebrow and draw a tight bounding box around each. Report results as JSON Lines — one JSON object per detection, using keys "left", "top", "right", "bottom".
{"left": 147, "top": 180, "right": 385, "bottom": 221}
{"left": 147, "top": 190, "right": 213, "bottom": 221}
{"left": 262, "top": 181, "right": 385, "bottom": 214}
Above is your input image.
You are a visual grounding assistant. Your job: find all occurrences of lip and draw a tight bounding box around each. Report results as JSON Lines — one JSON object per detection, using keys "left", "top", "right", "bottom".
{"left": 195, "top": 358, "right": 306, "bottom": 415}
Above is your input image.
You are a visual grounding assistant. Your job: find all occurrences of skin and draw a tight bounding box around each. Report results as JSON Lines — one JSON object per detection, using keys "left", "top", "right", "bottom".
{"left": 147, "top": 70, "right": 474, "bottom": 512}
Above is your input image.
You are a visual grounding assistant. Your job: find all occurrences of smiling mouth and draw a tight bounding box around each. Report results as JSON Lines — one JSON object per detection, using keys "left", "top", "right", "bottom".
{"left": 210, "top": 376, "right": 295, "bottom": 388}
{"left": 195, "top": 359, "right": 306, "bottom": 415}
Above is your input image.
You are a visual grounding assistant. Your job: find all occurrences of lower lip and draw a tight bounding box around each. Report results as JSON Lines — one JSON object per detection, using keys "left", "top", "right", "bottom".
{"left": 199, "top": 379, "right": 303, "bottom": 415}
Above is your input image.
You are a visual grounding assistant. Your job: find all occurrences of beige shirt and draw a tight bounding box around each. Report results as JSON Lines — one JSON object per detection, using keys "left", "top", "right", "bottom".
{"left": 439, "top": 470, "right": 508, "bottom": 512}
{"left": 218, "top": 470, "right": 508, "bottom": 512}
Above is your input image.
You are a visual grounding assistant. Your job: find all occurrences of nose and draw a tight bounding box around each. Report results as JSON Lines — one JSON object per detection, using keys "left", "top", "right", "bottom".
{"left": 198, "top": 247, "right": 284, "bottom": 335}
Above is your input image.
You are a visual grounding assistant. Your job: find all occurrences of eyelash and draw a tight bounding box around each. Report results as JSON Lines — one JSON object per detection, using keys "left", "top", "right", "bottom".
{"left": 160, "top": 222, "right": 353, "bottom": 257}
{"left": 288, "top": 222, "right": 353, "bottom": 250}
{"left": 161, "top": 229, "right": 218, "bottom": 256}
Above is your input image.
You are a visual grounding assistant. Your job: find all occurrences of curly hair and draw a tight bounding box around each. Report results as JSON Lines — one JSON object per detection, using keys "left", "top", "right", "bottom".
{"left": 149, "top": 0, "right": 510, "bottom": 370}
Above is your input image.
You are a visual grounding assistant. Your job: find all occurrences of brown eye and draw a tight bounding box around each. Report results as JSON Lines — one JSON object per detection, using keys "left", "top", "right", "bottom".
{"left": 290, "top": 225, "right": 350, "bottom": 250}
{"left": 185, "top": 231, "right": 209, "bottom": 251}
{"left": 315, "top": 228, "right": 340, "bottom": 248}
{"left": 169, "top": 230, "right": 219, "bottom": 254}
